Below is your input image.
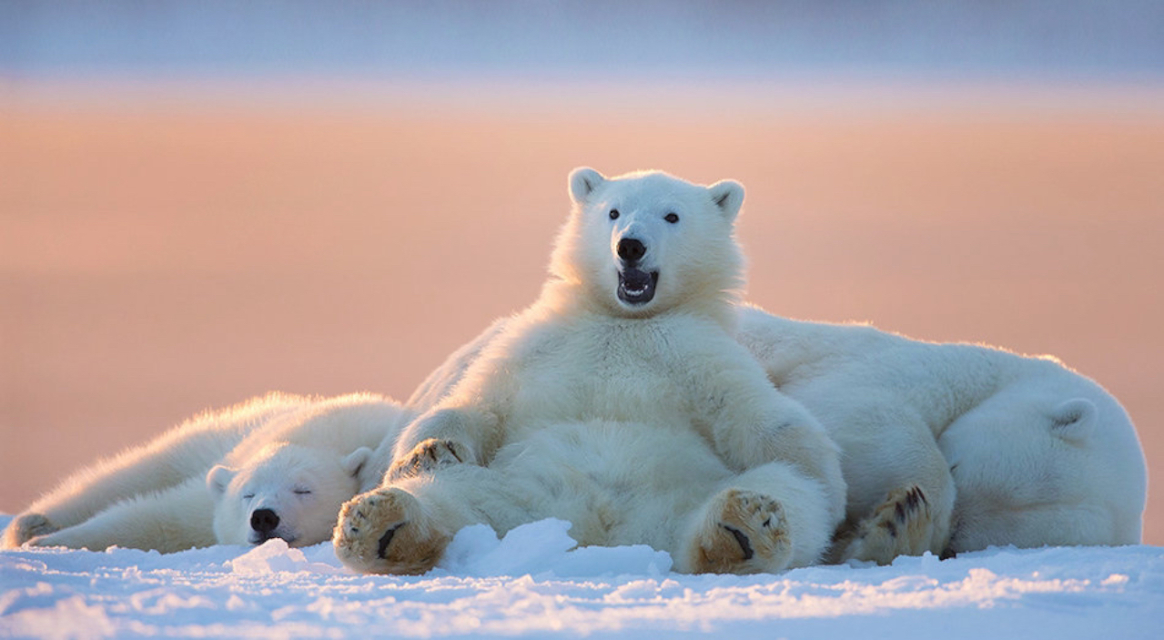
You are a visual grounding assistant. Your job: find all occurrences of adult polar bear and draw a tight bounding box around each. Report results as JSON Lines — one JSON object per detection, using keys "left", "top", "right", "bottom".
{"left": 403, "top": 246, "right": 1147, "bottom": 564}
{"left": 736, "top": 309, "right": 1146, "bottom": 558}
{"left": 334, "top": 168, "right": 848, "bottom": 575}
{"left": 2, "top": 393, "right": 407, "bottom": 553}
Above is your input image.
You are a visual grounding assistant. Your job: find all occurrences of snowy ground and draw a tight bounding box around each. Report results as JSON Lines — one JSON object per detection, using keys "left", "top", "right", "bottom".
{"left": 1, "top": 516, "right": 1161, "bottom": 639}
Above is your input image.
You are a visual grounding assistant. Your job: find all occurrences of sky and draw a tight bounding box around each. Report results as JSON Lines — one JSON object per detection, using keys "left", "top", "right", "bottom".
{"left": 3, "top": 1, "right": 1163, "bottom": 83}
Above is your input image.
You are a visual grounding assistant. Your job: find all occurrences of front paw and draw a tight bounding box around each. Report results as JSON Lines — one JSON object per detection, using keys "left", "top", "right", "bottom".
{"left": 3, "top": 513, "right": 58, "bottom": 548}
{"left": 388, "top": 438, "right": 474, "bottom": 481}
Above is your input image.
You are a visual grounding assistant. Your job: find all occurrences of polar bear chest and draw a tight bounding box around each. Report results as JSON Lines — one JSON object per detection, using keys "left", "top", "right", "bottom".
{"left": 504, "top": 319, "right": 696, "bottom": 432}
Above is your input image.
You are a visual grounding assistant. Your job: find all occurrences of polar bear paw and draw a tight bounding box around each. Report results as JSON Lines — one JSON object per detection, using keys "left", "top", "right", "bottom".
{"left": 333, "top": 487, "right": 449, "bottom": 575}
{"left": 2, "top": 513, "right": 58, "bottom": 548}
{"left": 689, "top": 489, "right": 793, "bottom": 575}
{"left": 838, "top": 485, "right": 932, "bottom": 565}
{"left": 388, "top": 438, "right": 473, "bottom": 481}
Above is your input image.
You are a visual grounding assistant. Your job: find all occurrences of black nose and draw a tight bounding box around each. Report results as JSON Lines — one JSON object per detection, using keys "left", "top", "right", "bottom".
{"left": 250, "top": 508, "right": 280, "bottom": 534}
{"left": 617, "top": 238, "right": 647, "bottom": 263}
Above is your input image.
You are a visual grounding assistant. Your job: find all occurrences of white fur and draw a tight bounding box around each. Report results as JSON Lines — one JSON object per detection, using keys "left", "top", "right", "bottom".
{"left": 734, "top": 306, "right": 1147, "bottom": 556}
{"left": 206, "top": 395, "right": 408, "bottom": 548}
{"left": 388, "top": 303, "right": 1146, "bottom": 563}
{"left": 335, "top": 169, "right": 846, "bottom": 575}
{"left": 2, "top": 393, "right": 408, "bottom": 553}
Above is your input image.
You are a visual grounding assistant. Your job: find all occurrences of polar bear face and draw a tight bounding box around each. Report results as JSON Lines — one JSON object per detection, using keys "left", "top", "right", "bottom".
{"left": 552, "top": 168, "right": 746, "bottom": 318}
{"left": 207, "top": 443, "right": 372, "bottom": 548}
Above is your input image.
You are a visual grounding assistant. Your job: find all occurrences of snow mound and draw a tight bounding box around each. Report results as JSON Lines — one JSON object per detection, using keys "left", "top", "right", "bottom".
{"left": 2, "top": 515, "right": 1162, "bottom": 639}
{"left": 437, "top": 519, "right": 672, "bottom": 578}
{"left": 227, "top": 538, "right": 343, "bottom": 576}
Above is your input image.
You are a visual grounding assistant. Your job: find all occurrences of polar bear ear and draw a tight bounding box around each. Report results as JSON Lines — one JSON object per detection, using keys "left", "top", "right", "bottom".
{"left": 707, "top": 180, "right": 745, "bottom": 221}
{"left": 206, "top": 465, "right": 235, "bottom": 497}
{"left": 1049, "top": 398, "right": 1096, "bottom": 443}
{"left": 569, "top": 167, "right": 607, "bottom": 205}
{"left": 342, "top": 447, "right": 375, "bottom": 478}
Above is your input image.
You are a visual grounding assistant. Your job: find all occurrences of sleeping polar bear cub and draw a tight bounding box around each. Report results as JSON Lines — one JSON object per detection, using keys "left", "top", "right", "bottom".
{"left": 334, "top": 168, "right": 847, "bottom": 575}
{"left": 3, "top": 393, "right": 407, "bottom": 553}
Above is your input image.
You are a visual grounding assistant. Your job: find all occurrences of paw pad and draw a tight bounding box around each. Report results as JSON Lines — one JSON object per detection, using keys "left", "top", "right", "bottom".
{"left": 691, "top": 489, "right": 791, "bottom": 574}
{"left": 333, "top": 488, "right": 448, "bottom": 576}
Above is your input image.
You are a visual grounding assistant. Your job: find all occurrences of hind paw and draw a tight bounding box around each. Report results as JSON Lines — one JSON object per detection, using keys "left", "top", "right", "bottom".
{"left": 838, "top": 485, "right": 933, "bottom": 564}
{"left": 333, "top": 488, "right": 449, "bottom": 575}
{"left": 3, "top": 513, "right": 58, "bottom": 548}
{"left": 688, "top": 489, "right": 792, "bottom": 575}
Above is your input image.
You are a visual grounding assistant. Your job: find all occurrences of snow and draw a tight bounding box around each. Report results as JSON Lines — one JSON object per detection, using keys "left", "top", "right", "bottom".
{"left": 2, "top": 516, "right": 1161, "bottom": 639}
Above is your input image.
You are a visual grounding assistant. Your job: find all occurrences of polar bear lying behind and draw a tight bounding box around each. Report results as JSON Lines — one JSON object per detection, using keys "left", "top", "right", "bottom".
{"left": 735, "top": 308, "right": 1147, "bottom": 560}
{"left": 334, "top": 168, "right": 848, "bottom": 576}
{"left": 2, "top": 393, "right": 408, "bottom": 553}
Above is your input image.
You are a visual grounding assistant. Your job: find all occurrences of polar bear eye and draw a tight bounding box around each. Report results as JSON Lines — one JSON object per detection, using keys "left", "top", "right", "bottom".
{"left": 293, "top": 489, "right": 312, "bottom": 496}
{"left": 609, "top": 209, "right": 620, "bottom": 220}
{"left": 242, "top": 493, "right": 255, "bottom": 500}
{"left": 664, "top": 212, "right": 680, "bottom": 224}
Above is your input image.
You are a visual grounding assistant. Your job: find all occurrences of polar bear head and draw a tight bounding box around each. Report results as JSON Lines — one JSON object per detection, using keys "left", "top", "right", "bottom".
{"left": 940, "top": 395, "right": 1145, "bottom": 552}
{"left": 207, "top": 442, "right": 372, "bottom": 548}
{"left": 551, "top": 168, "right": 746, "bottom": 320}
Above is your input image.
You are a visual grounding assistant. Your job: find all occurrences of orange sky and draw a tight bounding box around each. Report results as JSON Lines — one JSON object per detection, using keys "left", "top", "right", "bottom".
{"left": 1, "top": 86, "right": 1161, "bottom": 544}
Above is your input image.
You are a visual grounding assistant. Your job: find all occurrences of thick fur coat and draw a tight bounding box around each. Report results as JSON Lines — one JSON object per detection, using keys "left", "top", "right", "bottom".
{"left": 334, "top": 168, "right": 848, "bottom": 575}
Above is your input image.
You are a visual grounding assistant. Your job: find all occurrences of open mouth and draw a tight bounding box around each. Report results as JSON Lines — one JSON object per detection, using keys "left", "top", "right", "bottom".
{"left": 617, "top": 267, "right": 659, "bottom": 305}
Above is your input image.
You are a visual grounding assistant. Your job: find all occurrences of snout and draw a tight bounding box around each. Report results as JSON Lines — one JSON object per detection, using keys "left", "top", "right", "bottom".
{"left": 613, "top": 236, "right": 659, "bottom": 306}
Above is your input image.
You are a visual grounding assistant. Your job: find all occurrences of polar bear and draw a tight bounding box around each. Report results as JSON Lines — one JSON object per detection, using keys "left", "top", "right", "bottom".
{"left": 333, "top": 168, "right": 847, "bottom": 576}
{"left": 735, "top": 306, "right": 1147, "bottom": 562}
{"left": 2, "top": 393, "right": 408, "bottom": 553}
{"left": 411, "top": 306, "right": 1147, "bottom": 565}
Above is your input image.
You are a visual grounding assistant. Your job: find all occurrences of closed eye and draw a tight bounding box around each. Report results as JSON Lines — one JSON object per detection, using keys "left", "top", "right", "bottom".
{"left": 293, "top": 489, "right": 312, "bottom": 496}
{"left": 242, "top": 493, "right": 255, "bottom": 500}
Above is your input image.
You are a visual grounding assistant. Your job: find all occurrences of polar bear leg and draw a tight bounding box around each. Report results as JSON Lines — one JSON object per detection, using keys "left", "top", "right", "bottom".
{"left": 3, "top": 427, "right": 238, "bottom": 549}
{"left": 334, "top": 464, "right": 535, "bottom": 575}
{"left": 28, "top": 477, "right": 216, "bottom": 553}
{"left": 678, "top": 461, "right": 835, "bottom": 575}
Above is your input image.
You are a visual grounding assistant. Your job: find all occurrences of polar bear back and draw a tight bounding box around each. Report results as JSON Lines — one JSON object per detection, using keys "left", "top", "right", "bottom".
{"left": 223, "top": 392, "right": 407, "bottom": 467}
{"left": 734, "top": 305, "right": 1147, "bottom": 549}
